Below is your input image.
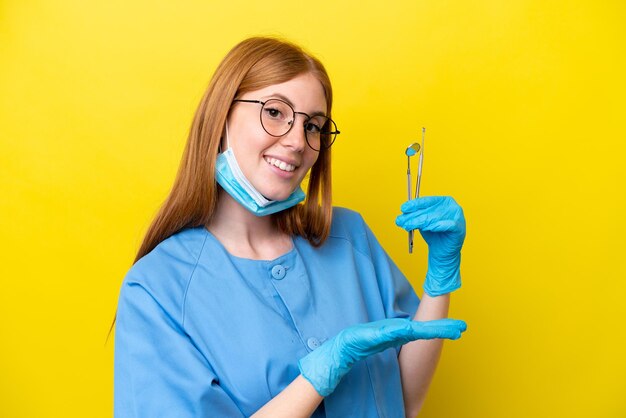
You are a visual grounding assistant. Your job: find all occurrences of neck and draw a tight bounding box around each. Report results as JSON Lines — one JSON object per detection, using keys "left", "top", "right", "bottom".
{"left": 207, "top": 188, "right": 292, "bottom": 259}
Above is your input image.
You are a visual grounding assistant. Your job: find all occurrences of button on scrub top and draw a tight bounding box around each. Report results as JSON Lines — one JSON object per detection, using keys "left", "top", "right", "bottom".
{"left": 114, "top": 207, "right": 420, "bottom": 417}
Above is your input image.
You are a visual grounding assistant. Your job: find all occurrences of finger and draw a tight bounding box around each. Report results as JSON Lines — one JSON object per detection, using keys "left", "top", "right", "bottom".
{"left": 396, "top": 214, "right": 458, "bottom": 232}
{"left": 375, "top": 318, "right": 417, "bottom": 341}
{"left": 420, "top": 319, "right": 467, "bottom": 332}
{"left": 378, "top": 318, "right": 466, "bottom": 345}
{"left": 415, "top": 326, "right": 462, "bottom": 340}
{"left": 410, "top": 319, "right": 467, "bottom": 340}
{"left": 400, "top": 196, "right": 447, "bottom": 214}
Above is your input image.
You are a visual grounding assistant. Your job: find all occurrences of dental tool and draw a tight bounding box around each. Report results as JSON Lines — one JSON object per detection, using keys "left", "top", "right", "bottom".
{"left": 405, "top": 127, "right": 425, "bottom": 253}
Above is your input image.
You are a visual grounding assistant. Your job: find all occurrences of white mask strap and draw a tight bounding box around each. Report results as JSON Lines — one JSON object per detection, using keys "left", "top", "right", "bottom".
{"left": 224, "top": 122, "right": 231, "bottom": 150}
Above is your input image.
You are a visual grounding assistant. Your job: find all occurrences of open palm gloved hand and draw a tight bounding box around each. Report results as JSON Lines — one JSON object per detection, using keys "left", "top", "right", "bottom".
{"left": 395, "top": 196, "right": 466, "bottom": 297}
{"left": 298, "top": 318, "right": 467, "bottom": 397}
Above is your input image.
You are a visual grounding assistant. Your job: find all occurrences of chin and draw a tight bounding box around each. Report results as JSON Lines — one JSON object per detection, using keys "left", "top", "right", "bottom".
{"left": 261, "top": 186, "right": 299, "bottom": 202}
{"left": 264, "top": 192, "right": 293, "bottom": 202}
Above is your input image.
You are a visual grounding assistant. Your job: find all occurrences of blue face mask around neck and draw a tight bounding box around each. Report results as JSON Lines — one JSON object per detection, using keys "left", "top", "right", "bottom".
{"left": 214, "top": 125, "right": 306, "bottom": 216}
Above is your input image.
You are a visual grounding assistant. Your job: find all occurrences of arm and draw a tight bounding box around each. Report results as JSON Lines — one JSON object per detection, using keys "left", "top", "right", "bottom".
{"left": 399, "top": 293, "right": 450, "bottom": 417}
{"left": 395, "top": 196, "right": 467, "bottom": 417}
{"left": 251, "top": 375, "right": 323, "bottom": 418}
{"left": 115, "top": 281, "right": 247, "bottom": 417}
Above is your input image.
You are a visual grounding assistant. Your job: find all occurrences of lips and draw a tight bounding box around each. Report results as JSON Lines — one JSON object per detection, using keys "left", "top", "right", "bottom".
{"left": 264, "top": 156, "right": 297, "bottom": 172}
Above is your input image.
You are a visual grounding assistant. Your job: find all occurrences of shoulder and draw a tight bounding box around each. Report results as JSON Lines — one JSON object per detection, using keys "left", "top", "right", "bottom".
{"left": 329, "top": 206, "right": 368, "bottom": 238}
{"left": 119, "top": 226, "right": 209, "bottom": 319}
{"left": 126, "top": 226, "right": 209, "bottom": 283}
{"left": 327, "top": 207, "right": 392, "bottom": 260}
{"left": 327, "top": 206, "right": 380, "bottom": 257}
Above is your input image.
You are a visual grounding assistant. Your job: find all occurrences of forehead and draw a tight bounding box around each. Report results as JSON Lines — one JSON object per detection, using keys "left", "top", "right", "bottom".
{"left": 244, "top": 73, "right": 327, "bottom": 115}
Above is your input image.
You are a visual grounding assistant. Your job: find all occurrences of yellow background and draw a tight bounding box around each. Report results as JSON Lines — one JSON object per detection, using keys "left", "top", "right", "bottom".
{"left": 1, "top": 1, "right": 624, "bottom": 417}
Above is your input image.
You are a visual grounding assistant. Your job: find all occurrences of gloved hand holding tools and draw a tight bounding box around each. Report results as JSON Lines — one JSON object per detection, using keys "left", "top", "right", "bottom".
{"left": 396, "top": 196, "right": 466, "bottom": 296}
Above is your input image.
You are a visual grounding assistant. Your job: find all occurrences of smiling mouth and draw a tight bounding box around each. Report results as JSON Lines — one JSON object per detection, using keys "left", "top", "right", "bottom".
{"left": 264, "top": 157, "right": 296, "bottom": 172}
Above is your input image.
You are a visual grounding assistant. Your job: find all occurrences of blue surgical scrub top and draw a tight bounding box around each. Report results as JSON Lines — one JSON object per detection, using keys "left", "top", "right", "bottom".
{"left": 114, "top": 207, "right": 420, "bottom": 417}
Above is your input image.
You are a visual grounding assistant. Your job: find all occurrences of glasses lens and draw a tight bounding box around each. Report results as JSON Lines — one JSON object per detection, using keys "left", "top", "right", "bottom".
{"left": 260, "top": 99, "right": 294, "bottom": 136}
{"left": 305, "top": 116, "right": 337, "bottom": 151}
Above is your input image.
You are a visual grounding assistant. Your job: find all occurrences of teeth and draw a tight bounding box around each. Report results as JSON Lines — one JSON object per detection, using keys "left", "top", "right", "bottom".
{"left": 265, "top": 157, "right": 296, "bottom": 172}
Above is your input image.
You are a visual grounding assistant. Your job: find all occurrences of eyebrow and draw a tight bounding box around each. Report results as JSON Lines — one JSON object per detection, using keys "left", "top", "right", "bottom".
{"left": 261, "top": 93, "right": 327, "bottom": 117}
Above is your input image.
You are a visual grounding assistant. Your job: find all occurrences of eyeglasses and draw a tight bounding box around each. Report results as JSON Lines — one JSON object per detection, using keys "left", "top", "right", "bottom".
{"left": 232, "top": 98, "right": 340, "bottom": 151}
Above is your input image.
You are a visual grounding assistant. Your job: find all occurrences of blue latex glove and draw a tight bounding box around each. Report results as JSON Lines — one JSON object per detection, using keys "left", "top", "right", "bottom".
{"left": 396, "top": 196, "right": 466, "bottom": 296}
{"left": 298, "top": 318, "right": 467, "bottom": 397}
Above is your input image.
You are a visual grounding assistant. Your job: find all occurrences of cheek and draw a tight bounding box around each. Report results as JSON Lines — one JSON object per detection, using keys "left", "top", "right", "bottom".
{"left": 304, "top": 149, "right": 320, "bottom": 169}
{"left": 298, "top": 152, "right": 320, "bottom": 183}
{"left": 232, "top": 128, "right": 271, "bottom": 162}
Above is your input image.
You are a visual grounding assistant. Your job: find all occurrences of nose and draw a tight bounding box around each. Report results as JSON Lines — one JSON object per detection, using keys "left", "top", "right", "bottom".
{"left": 280, "top": 114, "right": 308, "bottom": 153}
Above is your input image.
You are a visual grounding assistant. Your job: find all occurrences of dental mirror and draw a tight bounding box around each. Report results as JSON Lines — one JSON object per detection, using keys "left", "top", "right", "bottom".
{"left": 405, "top": 143, "right": 420, "bottom": 158}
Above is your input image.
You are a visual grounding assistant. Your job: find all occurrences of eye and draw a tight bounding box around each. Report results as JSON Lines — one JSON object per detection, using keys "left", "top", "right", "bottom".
{"left": 264, "top": 107, "right": 283, "bottom": 119}
{"left": 305, "top": 116, "right": 330, "bottom": 134}
{"left": 262, "top": 99, "right": 292, "bottom": 122}
{"left": 304, "top": 121, "right": 322, "bottom": 133}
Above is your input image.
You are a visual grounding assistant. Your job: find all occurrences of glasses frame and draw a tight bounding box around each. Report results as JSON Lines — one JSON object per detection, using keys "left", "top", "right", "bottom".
{"left": 232, "top": 98, "right": 340, "bottom": 151}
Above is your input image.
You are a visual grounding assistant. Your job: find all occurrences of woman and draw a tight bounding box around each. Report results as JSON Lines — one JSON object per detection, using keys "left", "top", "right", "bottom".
{"left": 114, "top": 36, "right": 467, "bottom": 418}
